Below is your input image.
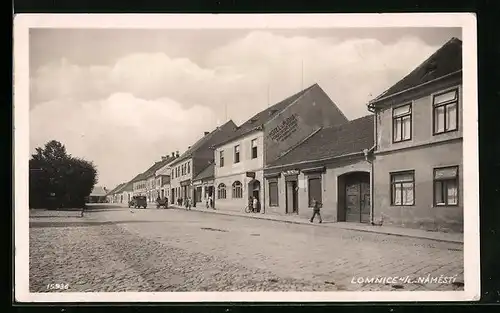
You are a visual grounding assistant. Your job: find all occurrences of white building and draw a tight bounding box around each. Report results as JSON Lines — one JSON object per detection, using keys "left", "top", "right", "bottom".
{"left": 169, "top": 120, "right": 237, "bottom": 206}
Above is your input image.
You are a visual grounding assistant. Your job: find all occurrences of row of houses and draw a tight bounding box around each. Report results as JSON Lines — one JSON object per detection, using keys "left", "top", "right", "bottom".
{"left": 107, "top": 37, "right": 463, "bottom": 233}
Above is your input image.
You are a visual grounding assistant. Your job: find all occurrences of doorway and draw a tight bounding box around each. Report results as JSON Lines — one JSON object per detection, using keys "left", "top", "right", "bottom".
{"left": 342, "top": 172, "right": 370, "bottom": 223}
{"left": 285, "top": 180, "right": 298, "bottom": 214}
{"left": 248, "top": 180, "right": 261, "bottom": 211}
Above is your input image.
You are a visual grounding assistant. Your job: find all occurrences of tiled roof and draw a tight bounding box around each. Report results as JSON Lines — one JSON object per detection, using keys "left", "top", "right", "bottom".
{"left": 90, "top": 186, "right": 107, "bottom": 197}
{"left": 121, "top": 181, "right": 134, "bottom": 192}
{"left": 170, "top": 120, "right": 238, "bottom": 166}
{"left": 213, "top": 83, "right": 318, "bottom": 148}
{"left": 268, "top": 115, "right": 374, "bottom": 167}
{"left": 106, "top": 183, "right": 126, "bottom": 196}
{"left": 193, "top": 163, "right": 214, "bottom": 181}
{"left": 371, "top": 37, "right": 462, "bottom": 104}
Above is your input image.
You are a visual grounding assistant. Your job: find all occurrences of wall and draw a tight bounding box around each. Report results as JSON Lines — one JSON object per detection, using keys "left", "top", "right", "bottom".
{"left": 133, "top": 180, "right": 146, "bottom": 196}
{"left": 170, "top": 157, "right": 193, "bottom": 202}
{"left": 214, "top": 170, "right": 264, "bottom": 213}
{"left": 373, "top": 140, "right": 463, "bottom": 232}
{"left": 376, "top": 81, "right": 463, "bottom": 153}
{"left": 264, "top": 85, "right": 348, "bottom": 165}
{"left": 265, "top": 158, "right": 371, "bottom": 222}
{"left": 214, "top": 131, "right": 264, "bottom": 178}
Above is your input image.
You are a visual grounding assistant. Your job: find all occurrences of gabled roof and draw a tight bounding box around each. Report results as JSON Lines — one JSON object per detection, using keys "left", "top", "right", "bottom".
{"left": 89, "top": 186, "right": 107, "bottom": 197}
{"left": 143, "top": 155, "right": 177, "bottom": 179}
{"left": 213, "top": 84, "right": 317, "bottom": 148}
{"left": 370, "top": 37, "right": 462, "bottom": 106}
{"left": 193, "top": 163, "right": 214, "bottom": 181}
{"left": 106, "top": 183, "right": 126, "bottom": 196}
{"left": 121, "top": 181, "right": 134, "bottom": 192}
{"left": 170, "top": 120, "right": 238, "bottom": 166}
{"left": 267, "top": 115, "right": 374, "bottom": 168}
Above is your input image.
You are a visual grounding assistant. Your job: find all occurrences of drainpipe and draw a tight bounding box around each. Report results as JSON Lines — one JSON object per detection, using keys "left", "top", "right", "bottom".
{"left": 262, "top": 174, "right": 266, "bottom": 214}
{"left": 364, "top": 110, "right": 378, "bottom": 225}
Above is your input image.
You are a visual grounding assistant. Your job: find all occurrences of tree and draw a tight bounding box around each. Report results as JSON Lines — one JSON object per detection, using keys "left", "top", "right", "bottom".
{"left": 29, "top": 140, "right": 98, "bottom": 209}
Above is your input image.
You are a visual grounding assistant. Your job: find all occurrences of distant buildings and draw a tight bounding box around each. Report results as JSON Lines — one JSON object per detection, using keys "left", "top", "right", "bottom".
{"left": 87, "top": 186, "right": 108, "bottom": 203}
{"left": 169, "top": 120, "right": 237, "bottom": 206}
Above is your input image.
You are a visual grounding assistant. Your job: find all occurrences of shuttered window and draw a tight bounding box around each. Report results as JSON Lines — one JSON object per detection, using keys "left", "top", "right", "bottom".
{"left": 269, "top": 181, "right": 279, "bottom": 207}
{"left": 308, "top": 177, "right": 322, "bottom": 207}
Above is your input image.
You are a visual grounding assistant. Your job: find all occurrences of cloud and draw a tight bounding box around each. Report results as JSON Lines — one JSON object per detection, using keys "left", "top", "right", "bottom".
{"left": 30, "top": 94, "right": 217, "bottom": 187}
{"left": 29, "top": 30, "right": 442, "bottom": 187}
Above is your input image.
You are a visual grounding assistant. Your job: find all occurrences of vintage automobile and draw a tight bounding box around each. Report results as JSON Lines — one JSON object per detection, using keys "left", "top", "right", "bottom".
{"left": 156, "top": 197, "right": 169, "bottom": 209}
{"left": 128, "top": 196, "right": 147, "bottom": 209}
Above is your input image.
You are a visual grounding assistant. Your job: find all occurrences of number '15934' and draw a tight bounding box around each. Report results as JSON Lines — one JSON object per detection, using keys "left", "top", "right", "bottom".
{"left": 46, "top": 283, "right": 69, "bottom": 290}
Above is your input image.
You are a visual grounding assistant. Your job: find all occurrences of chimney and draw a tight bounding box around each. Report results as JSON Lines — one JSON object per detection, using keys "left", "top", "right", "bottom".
{"left": 171, "top": 152, "right": 175, "bottom": 158}
{"left": 204, "top": 131, "right": 209, "bottom": 136}
{"left": 161, "top": 156, "right": 167, "bottom": 161}
{"left": 188, "top": 146, "right": 191, "bottom": 150}
{"left": 176, "top": 151, "right": 180, "bottom": 158}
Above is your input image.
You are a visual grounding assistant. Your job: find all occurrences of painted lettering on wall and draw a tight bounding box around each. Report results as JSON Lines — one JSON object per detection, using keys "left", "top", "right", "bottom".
{"left": 268, "top": 114, "right": 299, "bottom": 142}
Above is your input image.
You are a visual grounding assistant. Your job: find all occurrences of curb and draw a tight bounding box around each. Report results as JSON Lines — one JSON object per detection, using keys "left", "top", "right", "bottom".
{"left": 169, "top": 206, "right": 463, "bottom": 245}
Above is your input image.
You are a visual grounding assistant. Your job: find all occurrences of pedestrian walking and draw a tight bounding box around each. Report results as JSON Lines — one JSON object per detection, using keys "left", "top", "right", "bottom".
{"left": 310, "top": 198, "right": 323, "bottom": 223}
{"left": 188, "top": 197, "right": 192, "bottom": 210}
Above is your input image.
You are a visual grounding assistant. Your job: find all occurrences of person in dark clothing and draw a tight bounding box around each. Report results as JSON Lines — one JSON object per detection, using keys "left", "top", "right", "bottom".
{"left": 310, "top": 198, "right": 323, "bottom": 223}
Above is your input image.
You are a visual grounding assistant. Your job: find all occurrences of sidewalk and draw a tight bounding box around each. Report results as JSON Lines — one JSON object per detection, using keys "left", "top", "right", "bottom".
{"left": 169, "top": 205, "right": 463, "bottom": 244}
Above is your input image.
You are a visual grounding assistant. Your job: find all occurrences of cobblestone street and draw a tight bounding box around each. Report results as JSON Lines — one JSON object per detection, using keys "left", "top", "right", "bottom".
{"left": 29, "top": 207, "right": 464, "bottom": 292}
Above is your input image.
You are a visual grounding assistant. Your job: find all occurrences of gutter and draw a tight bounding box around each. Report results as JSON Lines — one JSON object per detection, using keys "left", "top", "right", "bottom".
{"left": 368, "top": 70, "right": 462, "bottom": 110}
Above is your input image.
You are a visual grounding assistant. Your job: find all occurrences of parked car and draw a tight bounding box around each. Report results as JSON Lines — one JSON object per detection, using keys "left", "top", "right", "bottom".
{"left": 128, "top": 196, "right": 147, "bottom": 209}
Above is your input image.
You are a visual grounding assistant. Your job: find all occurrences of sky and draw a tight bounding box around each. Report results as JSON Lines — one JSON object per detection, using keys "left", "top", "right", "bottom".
{"left": 29, "top": 27, "right": 461, "bottom": 189}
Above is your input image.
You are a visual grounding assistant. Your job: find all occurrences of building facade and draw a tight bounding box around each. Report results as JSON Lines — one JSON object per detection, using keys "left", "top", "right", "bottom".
{"left": 213, "top": 83, "right": 349, "bottom": 213}
{"left": 368, "top": 37, "right": 463, "bottom": 232}
{"left": 169, "top": 121, "right": 237, "bottom": 206}
{"left": 213, "top": 131, "right": 265, "bottom": 212}
{"left": 264, "top": 115, "right": 374, "bottom": 222}
{"left": 192, "top": 163, "right": 215, "bottom": 208}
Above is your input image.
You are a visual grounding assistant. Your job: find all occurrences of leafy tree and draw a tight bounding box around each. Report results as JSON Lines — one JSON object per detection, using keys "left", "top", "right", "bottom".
{"left": 29, "top": 140, "right": 98, "bottom": 209}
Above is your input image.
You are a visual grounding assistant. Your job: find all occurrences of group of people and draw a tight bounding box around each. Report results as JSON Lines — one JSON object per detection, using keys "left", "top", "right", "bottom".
{"left": 248, "top": 196, "right": 260, "bottom": 213}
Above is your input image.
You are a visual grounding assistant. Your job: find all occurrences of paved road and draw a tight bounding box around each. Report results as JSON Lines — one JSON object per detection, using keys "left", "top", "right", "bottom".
{"left": 29, "top": 207, "right": 464, "bottom": 292}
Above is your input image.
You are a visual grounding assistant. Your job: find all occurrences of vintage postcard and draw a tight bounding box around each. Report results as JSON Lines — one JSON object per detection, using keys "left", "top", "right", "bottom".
{"left": 14, "top": 13, "right": 479, "bottom": 302}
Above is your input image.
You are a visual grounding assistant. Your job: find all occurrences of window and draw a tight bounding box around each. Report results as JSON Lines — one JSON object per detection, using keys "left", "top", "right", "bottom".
{"left": 390, "top": 171, "right": 415, "bottom": 206}
{"left": 234, "top": 145, "right": 240, "bottom": 163}
{"left": 308, "top": 177, "right": 322, "bottom": 207}
{"left": 251, "top": 139, "right": 258, "bottom": 159}
{"left": 187, "top": 162, "right": 190, "bottom": 174}
{"left": 434, "top": 166, "right": 459, "bottom": 206}
{"left": 269, "top": 181, "right": 279, "bottom": 207}
{"left": 219, "top": 150, "right": 225, "bottom": 167}
{"left": 217, "top": 183, "right": 227, "bottom": 199}
{"left": 392, "top": 104, "right": 412, "bottom": 142}
{"left": 232, "top": 181, "right": 242, "bottom": 198}
{"left": 433, "top": 89, "right": 459, "bottom": 134}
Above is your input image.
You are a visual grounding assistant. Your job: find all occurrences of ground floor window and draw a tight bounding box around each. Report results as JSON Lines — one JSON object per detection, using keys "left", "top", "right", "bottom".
{"left": 268, "top": 180, "right": 279, "bottom": 207}
{"left": 232, "top": 181, "right": 243, "bottom": 198}
{"left": 434, "top": 166, "right": 459, "bottom": 206}
{"left": 218, "top": 183, "right": 227, "bottom": 199}
{"left": 390, "top": 170, "right": 415, "bottom": 206}
{"left": 307, "top": 177, "right": 322, "bottom": 207}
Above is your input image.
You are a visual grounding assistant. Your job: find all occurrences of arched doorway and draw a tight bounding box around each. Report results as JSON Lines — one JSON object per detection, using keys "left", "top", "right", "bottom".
{"left": 337, "top": 172, "right": 370, "bottom": 223}
{"left": 248, "top": 179, "right": 261, "bottom": 210}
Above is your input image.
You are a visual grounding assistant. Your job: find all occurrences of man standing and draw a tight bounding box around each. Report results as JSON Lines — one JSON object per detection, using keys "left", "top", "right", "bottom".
{"left": 252, "top": 196, "right": 258, "bottom": 213}
{"left": 310, "top": 198, "right": 323, "bottom": 223}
